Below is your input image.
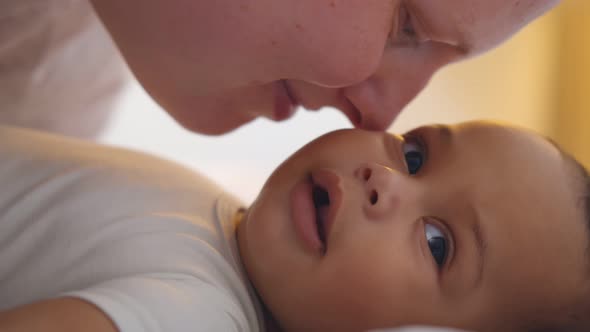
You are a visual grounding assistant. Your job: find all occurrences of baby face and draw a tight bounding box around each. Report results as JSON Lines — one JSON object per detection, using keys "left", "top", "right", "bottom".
{"left": 238, "top": 121, "right": 589, "bottom": 331}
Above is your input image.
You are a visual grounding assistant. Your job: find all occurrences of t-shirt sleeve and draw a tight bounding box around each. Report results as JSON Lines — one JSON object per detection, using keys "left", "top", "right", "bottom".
{"left": 369, "top": 327, "right": 472, "bottom": 332}
{"left": 65, "top": 275, "right": 250, "bottom": 332}
{"left": 0, "top": 126, "right": 260, "bottom": 331}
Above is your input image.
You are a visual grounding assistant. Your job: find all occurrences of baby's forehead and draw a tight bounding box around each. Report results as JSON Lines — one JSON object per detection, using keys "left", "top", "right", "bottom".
{"left": 557, "top": 146, "right": 590, "bottom": 267}
{"left": 474, "top": 140, "right": 589, "bottom": 313}
{"left": 432, "top": 123, "right": 588, "bottom": 293}
{"left": 536, "top": 133, "right": 589, "bottom": 230}
{"left": 483, "top": 129, "right": 582, "bottom": 231}
{"left": 457, "top": 122, "right": 564, "bottom": 162}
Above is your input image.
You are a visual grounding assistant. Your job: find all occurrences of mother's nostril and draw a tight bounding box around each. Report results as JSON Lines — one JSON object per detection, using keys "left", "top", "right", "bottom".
{"left": 363, "top": 168, "right": 372, "bottom": 181}
{"left": 370, "top": 190, "right": 378, "bottom": 205}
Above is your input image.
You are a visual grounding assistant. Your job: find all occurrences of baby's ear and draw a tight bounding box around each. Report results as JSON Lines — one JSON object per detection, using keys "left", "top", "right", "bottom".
{"left": 368, "top": 327, "right": 472, "bottom": 332}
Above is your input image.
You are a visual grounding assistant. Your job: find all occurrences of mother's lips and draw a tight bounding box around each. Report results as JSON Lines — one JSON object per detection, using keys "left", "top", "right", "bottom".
{"left": 289, "top": 169, "right": 343, "bottom": 256}
{"left": 273, "top": 80, "right": 299, "bottom": 122}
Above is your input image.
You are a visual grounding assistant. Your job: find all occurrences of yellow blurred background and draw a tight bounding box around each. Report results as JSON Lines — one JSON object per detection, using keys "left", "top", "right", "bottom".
{"left": 553, "top": 0, "right": 590, "bottom": 168}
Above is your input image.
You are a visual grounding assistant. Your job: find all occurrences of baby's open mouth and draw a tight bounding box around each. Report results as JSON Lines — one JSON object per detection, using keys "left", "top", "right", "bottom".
{"left": 312, "top": 184, "right": 330, "bottom": 251}
{"left": 290, "top": 169, "right": 341, "bottom": 256}
{"left": 309, "top": 169, "right": 342, "bottom": 255}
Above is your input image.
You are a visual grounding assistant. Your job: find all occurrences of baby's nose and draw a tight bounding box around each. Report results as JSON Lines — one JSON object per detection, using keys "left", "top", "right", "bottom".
{"left": 354, "top": 162, "right": 412, "bottom": 221}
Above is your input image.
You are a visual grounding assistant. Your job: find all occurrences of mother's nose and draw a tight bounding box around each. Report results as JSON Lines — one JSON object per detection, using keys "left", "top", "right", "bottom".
{"left": 343, "top": 43, "right": 459, "bottom": 131}
{"left": 354, "top": 162, "right": 416, "bottom": 221}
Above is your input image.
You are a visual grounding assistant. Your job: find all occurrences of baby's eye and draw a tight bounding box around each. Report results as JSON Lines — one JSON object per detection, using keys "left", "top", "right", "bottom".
{"left": 425, "top": 223, "right": 448, "bottom": 268}
{"left": 402, "top": 136, "right": 425, "bottom": 175}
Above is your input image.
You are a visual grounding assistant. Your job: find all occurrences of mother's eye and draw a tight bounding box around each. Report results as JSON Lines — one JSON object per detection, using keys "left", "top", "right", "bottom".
{"left": 399, "top": 5, "right": 417, "bottom": 39}
{"left": 425, "top": 223, "right": 448, "bottom": 268}
{"left": 392, "top": 4, "right": 419, "bottom": 45}
{"left": 402, "top": 136, "right": 425, "bottom": 175}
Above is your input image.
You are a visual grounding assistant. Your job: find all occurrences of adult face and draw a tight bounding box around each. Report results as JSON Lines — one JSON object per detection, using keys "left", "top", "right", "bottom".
{"left": 91, "top": 0, "right": 559, "bottom": 134}
{"left": 238, "top": 122, "right": 588, "bottom": 331}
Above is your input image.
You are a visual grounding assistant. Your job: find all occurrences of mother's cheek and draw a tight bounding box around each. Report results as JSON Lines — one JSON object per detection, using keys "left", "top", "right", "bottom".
{"left": 283, "top": 12, "right": 391, "bottom": 87}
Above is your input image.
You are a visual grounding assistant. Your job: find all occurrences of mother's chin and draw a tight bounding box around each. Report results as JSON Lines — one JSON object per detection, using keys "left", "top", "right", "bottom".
{"left": 164, "top": 81, "right": 295, "bottom": 135}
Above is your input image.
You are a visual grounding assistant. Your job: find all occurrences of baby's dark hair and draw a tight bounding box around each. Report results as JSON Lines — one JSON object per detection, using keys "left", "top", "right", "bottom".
{"left": 523, "top": 151, "right": 590, "bottom": 332}
{"left": 579, "top": 161, "right": 590, "bottom": 271}
{"left": 567, "top": 153, "right": 590, "bottom": 275}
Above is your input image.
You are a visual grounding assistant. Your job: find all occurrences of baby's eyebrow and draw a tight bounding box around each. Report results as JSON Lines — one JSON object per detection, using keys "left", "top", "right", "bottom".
{"left": 471, "top": 217, "right": 488, "bottom": 288}
{"left": 458, "top": 198, "right": 488, "bottom": 291}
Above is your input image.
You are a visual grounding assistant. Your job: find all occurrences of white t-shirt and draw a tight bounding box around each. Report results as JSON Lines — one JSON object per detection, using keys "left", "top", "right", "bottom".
{"left": 0, "top": 126, "right": 264, "bottom": 331}
{"left": 0, "top": 0, "right": 128, "bottom": 138}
